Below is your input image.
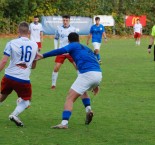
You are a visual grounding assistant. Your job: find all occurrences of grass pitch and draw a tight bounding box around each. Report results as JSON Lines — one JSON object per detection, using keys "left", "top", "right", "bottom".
{"left": 0, "top": 36, "right": 155, "bottom": 145}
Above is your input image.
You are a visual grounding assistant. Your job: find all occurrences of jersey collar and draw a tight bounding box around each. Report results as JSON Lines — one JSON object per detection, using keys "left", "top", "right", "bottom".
{"left": 62, "top": 25, "right": 70, "bottom": 28}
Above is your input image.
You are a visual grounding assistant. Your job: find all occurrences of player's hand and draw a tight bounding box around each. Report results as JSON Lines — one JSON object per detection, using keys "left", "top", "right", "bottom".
{"left": 104, "top": 38, "right": 107, "bottom": 43}
{"left": 148, "top": 49, "right": 151, "bottom": 54}
{"left": 35, "top": 53, "right": 43, "bottom": 60}
{"left": 86, "top": 41, "right": 89, "bottom": 45}
{"left": 92, "top": 86, "right": 99, "bottom": 95}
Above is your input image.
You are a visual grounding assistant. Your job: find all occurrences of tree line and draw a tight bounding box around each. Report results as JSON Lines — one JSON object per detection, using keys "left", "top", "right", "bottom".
{"left": 0, "top": 0, "right": 155, "bottom": 35}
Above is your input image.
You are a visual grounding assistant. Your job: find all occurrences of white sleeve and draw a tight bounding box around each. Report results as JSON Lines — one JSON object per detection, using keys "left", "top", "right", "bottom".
{"left": 54, "top": 39, "right": 58, "bottom": 49}
{"left": 4, "top": 42, "right": 11, "bottom": 56}
{"left": 40, "top": 23, "right": 43, "bottom": 32}
{"left": 29, "top": 23, "right": 31, "bottom": 32}
{"left": 54, "top": 29, "right": 59, "bottom": 40}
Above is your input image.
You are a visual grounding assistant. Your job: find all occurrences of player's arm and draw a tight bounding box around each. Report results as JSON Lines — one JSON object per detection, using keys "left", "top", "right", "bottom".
{"left": 140, "top": 25, "right": 143, "bottom": 35}
{"left": 148, "top": 26, "right": 155, "bottom": 53}
{"left": 133, "top": 25, "right": 135, "bottom": 34}
{"left": 0, "top": 55, "right": 9, "bottom": 71}
{"left": 31, "top": 57, "right": 37, "bottom": 69}
{"left": 148, "top": 36, "right": 154, "bottom": 53}
{"left": 31, "top": 60, "right": 37, "bottom": 69}
{"left": 86, "top": 33, "right": 92, "bottom": 45}
{"left": 54, "top": 29, "right": 59, "bottom": 49}
{"left": 36, "top": 45, "right": 71, "bottom": 60}
{"left": 40, "top": 31, "right": 43, "bottom": 42}
{"left": 102, "top": 32, "right": 107, "bottom": 43}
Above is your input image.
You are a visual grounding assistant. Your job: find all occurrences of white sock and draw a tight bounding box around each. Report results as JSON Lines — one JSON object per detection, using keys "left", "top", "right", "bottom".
{"left": 11, "top": 98, "right": 30, "bottom": 116}
{"left": 86, "top": 106, "right": 91, "bottom": 113}
{"left": 52, "top": 72, "right": 58, "bottom": 86}
{"left": 61, "top": 120, "right": 68, "bottom": 125}
{"left": 136, "top": 41, "right": 138, "bottom": 45}
{"left": 138, "top": 40, "right": 140, "bottom": 45}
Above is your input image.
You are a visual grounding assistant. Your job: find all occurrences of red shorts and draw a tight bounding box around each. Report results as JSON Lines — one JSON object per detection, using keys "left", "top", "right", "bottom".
{"left": 36, "top": 42, "right": 42, "bottom": 49}
{"left": 1, "top": 76, "right": 32, "bottom": 100}
{"left": 134, "top": 32, "right": 141, "bottom": 38}
{"left": 55, "top": 54, "right": 74, "bottom": 64}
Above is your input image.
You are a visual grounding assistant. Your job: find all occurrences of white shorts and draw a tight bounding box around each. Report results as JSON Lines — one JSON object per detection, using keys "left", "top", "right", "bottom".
{"left": 92, "top": 42, "right": 101, "bottom": 50}
{"left": 71, "top": 71, "right": 102, "bottom": 95}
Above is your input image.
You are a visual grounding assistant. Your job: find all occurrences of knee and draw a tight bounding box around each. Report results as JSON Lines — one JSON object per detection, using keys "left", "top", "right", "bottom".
{"left": 54, "top": 65, "right": 61, "bottom": 72}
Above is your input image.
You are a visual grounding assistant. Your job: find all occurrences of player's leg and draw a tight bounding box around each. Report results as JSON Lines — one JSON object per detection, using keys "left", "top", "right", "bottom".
{"left": 93, "top": 42, "right": 101, "bottom": 64}
{"left": 52, "top": 72, "right": 102, "bottom": 129}
{"left": 52, "top": 89, "right": 80, "bottom": 129}
{"left": 9, "top": 82, "right": 32, "bottom": 127}
{"left": 137, "top": 34, "right": 141, "bottom": 45}
{"left": 134, "top": 33, "right": 138, "bottom": 45}
{"left": 0, "top": 76, "right": 13, "bottom": 105}
{"left": 80, "top": 92, "right": 94, "bottom": 124}
{"left": 51, "top": 55, "right": 65, "bottom": 89}
{"left": 0, "top": 94, "right": 9, "bottom": 105}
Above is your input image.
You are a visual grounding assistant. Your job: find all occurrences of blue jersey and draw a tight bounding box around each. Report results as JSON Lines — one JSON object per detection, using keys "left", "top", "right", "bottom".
{"left": 90, "top": 24, "right": 105, "bottom": 43}
{"left": 43, "top": 42, "right": 101, "bottom": 73}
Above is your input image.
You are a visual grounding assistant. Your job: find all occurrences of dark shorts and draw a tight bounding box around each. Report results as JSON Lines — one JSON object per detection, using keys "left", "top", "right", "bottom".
{"left": 134, "top": 32, "right": 141, "bottom": 38}
{"left": 1, "top": 76, "right": 32, "bottom": 100}
{"left": 55, "top": 54, "right": 74, "bottom": 64}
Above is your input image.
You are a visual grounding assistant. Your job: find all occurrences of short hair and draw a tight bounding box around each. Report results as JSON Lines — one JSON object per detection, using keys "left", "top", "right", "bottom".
{"left": 137, "top": 19, "right": 140, "bottom": 21}
{"left": 34, "top": 15, "right": 39, "bottom": 18}
{"left": 95, "top": 17, "right": 100, "bottom": 21}
{"left": 62, "top": 15, "right": 70, "bottom": 19}
{"left": 68, "top": 32, "right": 79, "bottom": 42}
{"left": 18, "top": 21, "right": 29, "bottom": 35}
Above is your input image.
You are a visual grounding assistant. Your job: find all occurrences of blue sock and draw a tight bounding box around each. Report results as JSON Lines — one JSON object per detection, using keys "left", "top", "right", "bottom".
{"left": 62, "top": 110, "right": 72, "bottom": 120}
{"left": 82, "top": 98, "right": 90, "bottom": 107}
{"left": 96, "top": 54, "right": 101, "bottom": 61}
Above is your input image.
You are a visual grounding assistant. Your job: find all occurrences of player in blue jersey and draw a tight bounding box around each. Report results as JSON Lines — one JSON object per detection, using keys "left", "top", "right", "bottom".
{"left": 87, "top": 17, "right": 107, "bottom": 64}
{"left": 36, "top": 32, "right": 102, "bottom": 129}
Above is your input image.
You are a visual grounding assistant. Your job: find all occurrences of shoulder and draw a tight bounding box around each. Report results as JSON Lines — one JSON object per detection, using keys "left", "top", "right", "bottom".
{"left": 69, "top": 25, "right": 76, "bottom": 30}
{"left": 38, "top": 23, "right": 43, "bottom": 27}
{"left": 29, "top": 23, "right": 34, "bottom": 26}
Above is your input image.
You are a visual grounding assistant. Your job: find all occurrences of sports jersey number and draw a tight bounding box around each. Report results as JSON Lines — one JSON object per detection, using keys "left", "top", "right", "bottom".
{"left": 20, "top": 46, "right": 32, "bottom": 62}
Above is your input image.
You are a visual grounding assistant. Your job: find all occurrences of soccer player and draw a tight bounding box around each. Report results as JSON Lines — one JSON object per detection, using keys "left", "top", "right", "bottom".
{"left": 133, "top": 19, "right": 142, "bottom": 45}
{"left": 29, "top": 15, "right": 43, "bottom": 51}
{"left": 51, "top": 15, "right": 77, "bottom": 89}
{"left": 36, "top": 32, "right": 102, "bottom": 129}
{"left": 87, "top": 16, "right": 107, "bottom": 64}
{"left": 0, "top": 22, "right": 38, "bottom": 127}
{"left": 148, "top": 25, "right": 155, "bottom": 61}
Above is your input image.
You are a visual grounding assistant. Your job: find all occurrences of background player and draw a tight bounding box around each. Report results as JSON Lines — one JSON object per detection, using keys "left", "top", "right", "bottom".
{"left": 133, "top": 19, "right": 142, "bottom": 46}
{"left": 148, "top": 25, "right": 155, "bottom": 61}
{"left": 29, "top": 15, "right": 43, "bottom": 51}
{"left": 87, "top": 16, "right": 107, "bottom": 64}
{"left": 0, "top": 22, "right": 38, "bottom": 127}
{"left": 51, "top": 15, "right": 76, "bottom": 89}
{"left": 36, "top": 32, "right": 102, "bottom": 129}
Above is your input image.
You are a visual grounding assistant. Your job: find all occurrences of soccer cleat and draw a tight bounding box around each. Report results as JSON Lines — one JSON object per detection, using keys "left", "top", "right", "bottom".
{"left": 51, "top": 124, "right": 68, "bottom": 129}
{"left": 9, "top": 115, "right": 24, "bottom": 127}
{"left": 51, "top": 85, "right": 56, "bottom": 90}
{"left": 98, "top": 60, "right": 102, "bottom": 65}
{"left": 85, "top": 111, "right": 94, "bottom": 125}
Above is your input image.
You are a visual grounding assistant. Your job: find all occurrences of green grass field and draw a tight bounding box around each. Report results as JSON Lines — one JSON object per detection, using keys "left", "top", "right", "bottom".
{"left": 0, "top": 36, "right": 155, "bottom": 145}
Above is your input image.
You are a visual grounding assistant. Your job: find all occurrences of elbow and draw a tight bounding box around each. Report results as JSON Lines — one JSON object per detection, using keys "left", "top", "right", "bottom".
{"left": 2, "top": 60, "right": 7, "bottom": 65}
